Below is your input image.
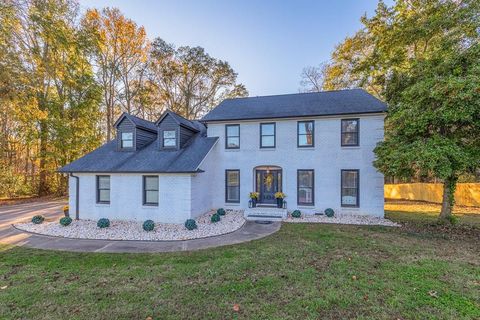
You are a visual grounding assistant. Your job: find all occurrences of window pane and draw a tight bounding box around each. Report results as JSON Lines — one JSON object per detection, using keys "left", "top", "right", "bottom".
{"left": 98, "top": 176, "right": 110, "bottom": 189}
{"left": 341, "top": 189, "right": 357, "bottom": 205}
{"left": 299, "top": 188, "right": 313, "bottom": 204}
{"left": 298, "top": 134, "right": 313, "bottom": 146}
{"left": 99, "top": 189, "right": 110, "bottom": 202}
{"left": 163, "top": 130, "right": 176, "bottom": 138}
{"left": 261, "top": 136, "right": 274, "bottom": 147}
{"left": 227, "top": 125, "right": 239, "bottom": 136}
{"left": 122, "top": 140, "right": 133, "bottom": 148}
{"left": 299, "top": 171, "right": 313, "bottom": 187}
{"left": 227, "top": 171, "right": 239, "bottom": 186}
{"left": 227, "top": 186, "right": 240, "bottom": 201}
{"left": 145, "top": 177, "right": 158, "bottom": 190}
{"left": 164, "top": 138, "right": 176, "bottom": 146}
{"left": 122, "top": 132, "right": 133, "bottom": 140}
{"left": 299, "top": 122, "right": 313, "bottom": 134}
{"left": 227, "top": 137, "right": 239, "bottom": 148}
{"left": 261, "top": 124, "right": 275, "bottom": 135}
{"left": 342, "top": 133, "right": 358, "bottom": 145}
{"left": 342, "top": 120, "right": 358, "bottom": 133}
{"left": 342, "top": 171, "right": 358, "bottom": 188}
{"left": 145, "top": 190, "right": 158, "bottom": 204}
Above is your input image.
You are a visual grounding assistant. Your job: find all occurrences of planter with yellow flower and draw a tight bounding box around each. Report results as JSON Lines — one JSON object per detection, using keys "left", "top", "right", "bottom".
{"left": 274, "top": 192, "right": 286, "bottom": 208}
{"left": 63, "top": 205, "right": 69, "bottom": 217}
{"left": 249, "top": 192, "right": 260, "bottom": 208}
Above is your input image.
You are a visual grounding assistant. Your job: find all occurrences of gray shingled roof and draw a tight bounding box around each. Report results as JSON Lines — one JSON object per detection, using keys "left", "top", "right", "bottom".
{"left": 155, "top": 110, "right": 199, "bottom": 132}
{"left": 201, "top": 89, "right": 387, "bottom": 122}
{"left": 122, "top": 113, "right": 158, "bottom": 132}
{"left": 59, "top": 121, "right": 218, "bottom": 173}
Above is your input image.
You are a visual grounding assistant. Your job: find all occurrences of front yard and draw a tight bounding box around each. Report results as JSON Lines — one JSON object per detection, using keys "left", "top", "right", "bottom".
{"left": 1, "top": 203, "right": 479, "bottom": 319}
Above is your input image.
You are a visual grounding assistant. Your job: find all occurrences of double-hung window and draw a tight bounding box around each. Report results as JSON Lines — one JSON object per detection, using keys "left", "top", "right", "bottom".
{"left": 260, "top": 123, "right": 275, "bottom": 148}
{"left": 121, "top": 132, "right": 133, "bottom": 148}
{"left": 298, "top": 121, "right": 314, "bottom": 147}
{"left": 341, "top": 170, "right": 359, "bottom": 207}
{"left": 225, "top": 124, "right": 240, "bottom": 149}
{"left": 341, "top": 119, "right": 359, "bottom": 146}
{"left": 297, "top": 170, "right": 314, "bottom": 205}
{"left": 163, "top": 130, "right": 176, "bottom": 147}
{"left": 96, "top": 175, "right": 110, "bottom": 204}
{"left": 225, "top": 170, "right": 240, "bottom": 203}
{"left": 143, "top": 176, "right": 159, "bottom": 206}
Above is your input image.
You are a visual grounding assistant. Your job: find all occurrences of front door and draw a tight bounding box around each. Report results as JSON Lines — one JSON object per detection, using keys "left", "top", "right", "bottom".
{"left": 256, "top": 170, "right": 281, "bottom": 205}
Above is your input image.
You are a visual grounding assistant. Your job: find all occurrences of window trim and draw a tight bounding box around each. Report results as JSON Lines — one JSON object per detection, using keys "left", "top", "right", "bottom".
{"left": 225, "top": 169, "right": 240, "bottom": 203}
{"left": 297, "top": 169, "right": 315, "bottom": 206}
{"left": 260, "top": 122, "right": 276, "bottom": 148}
{"left": 341, "top": 169, "right": 360, "bottom": 207}
{"left": 297, "top": 121, "right": 315, "bottom": 148}
{"left": 143, "top": 175, "right": 159, "bottom": 206}
{"left": 120, "top": 131, "right": 134, "bottom": 149}
{"left": 341, "top": 118, "right": 360, "bottom": 147}
{"left": 162, "top": 129, "right": 177, "bottom": 148}
{"left": 96, "top": 175, "right": 110, "bottom": 204}
{"left": 225, "top": 124, "right": 240, "bottom": 149}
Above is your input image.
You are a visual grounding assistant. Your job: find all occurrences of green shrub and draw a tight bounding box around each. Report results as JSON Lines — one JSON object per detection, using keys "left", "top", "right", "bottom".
{"left": 143, "top": 220, "right": 155, "bottom": 231}
{"left": 59, "top": 217, "right": 72, "bottom": 226}
{"left": 447, "top": 214, "right": 459, "bottom": 225}
{"left": 211, "top": 213, "right": 221, "bottom": 223}
{"left": 217, "top": 208, "right": 226, "bottom": 216}
{"left": 185, "top": 219, "right": 197, "bottom": 230}
{"left": 291, "top": 210, "right": 301, "bottom": 218}
{"left": 97, "top": 218, "right": 110, "bottom": 228}
{"left": 325, "top": 208, "right": 335, "bottom": 217}
{"left": 31, "top": 215, "right": 44, "bottom": 224}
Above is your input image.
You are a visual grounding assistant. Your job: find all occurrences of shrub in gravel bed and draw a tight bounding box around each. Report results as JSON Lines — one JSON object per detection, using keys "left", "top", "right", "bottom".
{"left": 291, "top": 210, "right": 301, "bottom": 218}
{"left": 217, "top": 208, "right": 226, "bottom": 216}
{"left": 211, "top": 213, "right": 221, "bottom": 223}
{"left": 59, "top": 217, "right": 72, "bottom": 226}
{"left": 143, "top": 220, "right": 155, "bottom": 231}
{"left": 325, "top": 208, "right": 335, "bottom": 217}
{"left": 185, "top": 219, "right": 197, "bottom": 230}
{"left": 31, "top": 215, "right": 45, "bottom": 224}
{"left": 97, "top": 218, "right": 110, "bottom": 228}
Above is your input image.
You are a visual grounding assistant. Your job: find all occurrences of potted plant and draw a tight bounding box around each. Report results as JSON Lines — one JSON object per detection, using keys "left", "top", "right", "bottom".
{"left": 63, "top": 205, "right": 69, "bottom": 217}
{"left": 274, "top": 192, "right": 286, "bottom": 208}
{"left": 249, "top": 192, "right": 259, "bottom": 207}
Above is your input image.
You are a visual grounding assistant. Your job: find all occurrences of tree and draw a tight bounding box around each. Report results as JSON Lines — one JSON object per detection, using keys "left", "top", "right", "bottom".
{"left": 147, "top": 38, "right": 248, "bottom": 119}
{"left": 82, "top": 7, "right": 149, "bottom": 140}
{"left": 299, "top": 63, "right": 328, "bottom": 92}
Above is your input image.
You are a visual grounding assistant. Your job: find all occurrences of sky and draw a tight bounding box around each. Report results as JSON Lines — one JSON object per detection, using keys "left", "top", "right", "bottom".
{"left": 78, "top": 0, "right": 391, "bottom": 97}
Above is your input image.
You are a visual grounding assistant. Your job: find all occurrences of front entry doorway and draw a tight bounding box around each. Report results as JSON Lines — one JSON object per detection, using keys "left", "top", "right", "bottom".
{"left": 255, "top": 168, "right": 282, "bottom": 205}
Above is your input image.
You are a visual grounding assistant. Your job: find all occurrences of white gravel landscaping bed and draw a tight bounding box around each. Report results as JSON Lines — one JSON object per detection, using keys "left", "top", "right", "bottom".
{"left": 14, "top": 210, "right": 245, "bottom": 241}
{"left": 284, "top": 214, "right": 400, "bottom": 227}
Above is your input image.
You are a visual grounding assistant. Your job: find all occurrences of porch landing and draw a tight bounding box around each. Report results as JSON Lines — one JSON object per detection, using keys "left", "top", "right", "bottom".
{"left": 245, "top": 207, "right": 287, "bottom": 221}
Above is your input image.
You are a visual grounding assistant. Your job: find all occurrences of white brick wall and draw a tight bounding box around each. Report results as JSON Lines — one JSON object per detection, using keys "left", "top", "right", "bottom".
{"left": 205, "top": 113, "right": 385, "bottom": 216}
{"left": 69, "top": 173, "right": 194, "bottom": 223}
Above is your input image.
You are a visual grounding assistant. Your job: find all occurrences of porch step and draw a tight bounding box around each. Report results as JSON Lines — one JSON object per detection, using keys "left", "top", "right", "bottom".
{"left": 244, "top": 207, "right": 287, "bottom": 221}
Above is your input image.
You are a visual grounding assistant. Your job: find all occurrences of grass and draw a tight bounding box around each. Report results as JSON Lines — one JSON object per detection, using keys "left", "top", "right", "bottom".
{"left": 0, "top": 204, "right": 479, "bottom": 319}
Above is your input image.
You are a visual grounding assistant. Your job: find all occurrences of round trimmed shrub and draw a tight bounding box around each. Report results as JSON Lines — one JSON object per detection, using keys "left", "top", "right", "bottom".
{"left": 97, "top": 218, "right": 110, "bottom": 228}
{"left": 31, "top": 215, "right": 45, "bottom": 224}
{"left": 217, "top": 208, "right": 226, "bottom": 216}
{"left": 59, "top": 216, "right": 72, "bottom": 227}
{"left": 185, "top": 219, "right": 197, "bottom": 230}
{"left": 325, "top": 208, "right": 335, "bottom": 217}
{"left": 143, "top": 220, "right": 155, "bottom": 232}
{"left": 211, "top": 213, "right": 221, "bottom": 223}
{"left": 291, "top": 210, "right": 301, "bottom": 218}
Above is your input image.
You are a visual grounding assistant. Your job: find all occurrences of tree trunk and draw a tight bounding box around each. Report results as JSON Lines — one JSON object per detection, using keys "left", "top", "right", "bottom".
{"left": 439, "top": 175, "right": 458, "bottom": 223}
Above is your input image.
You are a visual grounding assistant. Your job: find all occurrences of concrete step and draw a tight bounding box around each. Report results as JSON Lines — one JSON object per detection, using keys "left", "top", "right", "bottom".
{"left": 245, "top": 207, "right": 287, "bottom": 221}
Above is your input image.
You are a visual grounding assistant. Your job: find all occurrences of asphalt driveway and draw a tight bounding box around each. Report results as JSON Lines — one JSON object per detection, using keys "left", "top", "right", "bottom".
{"left": 0, "top": 200, "right": 279, "bottom": 253}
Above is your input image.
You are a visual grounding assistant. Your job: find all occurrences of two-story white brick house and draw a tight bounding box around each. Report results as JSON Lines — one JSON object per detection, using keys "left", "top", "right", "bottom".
{"left": 60, "top": 89, "right": 386, "bottom": 223}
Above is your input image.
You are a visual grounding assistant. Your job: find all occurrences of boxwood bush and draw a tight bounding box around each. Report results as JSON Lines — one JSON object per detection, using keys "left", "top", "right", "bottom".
{"left": 59, "top": 217, "right": 72, "bottom": 227}
{"left": 143, "top": 220, "right": 155, "bottom": 231}
{"left": 217, "top": 208, "right": 226, "bottom": 216}
{"left": 325, "top": 208, "right": 335, "bottom": 217}
{"left": 211, "top": 213, "right": 221, "bottom": 223}
{"left": 291, "top": 210, "right": 301, "bottom": 218}
{"left": 97, "top": 218, "right": 110, "bottom": 228}
{"left": 31, "top": 215, "right": 44, "bottom": 224}
{"left": 185, "top": 219, "right": 197, "bottom": 230}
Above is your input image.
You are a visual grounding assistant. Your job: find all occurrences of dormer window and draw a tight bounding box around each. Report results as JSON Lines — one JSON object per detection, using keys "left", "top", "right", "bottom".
{"left": 163, "top": 130, "right": 176, "bottom": 147}
{"left": 121, "top": 132, "right": 133, "bottom": 148}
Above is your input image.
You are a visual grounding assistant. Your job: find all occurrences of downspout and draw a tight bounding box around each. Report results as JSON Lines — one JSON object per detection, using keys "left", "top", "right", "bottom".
{"left": 69, "top": 173, "right": 80, "bottom": 220}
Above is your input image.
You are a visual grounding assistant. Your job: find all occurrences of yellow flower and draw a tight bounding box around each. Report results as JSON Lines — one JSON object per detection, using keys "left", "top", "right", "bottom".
{"left": 63, "top": 205, "right": 69, "bottom": 211}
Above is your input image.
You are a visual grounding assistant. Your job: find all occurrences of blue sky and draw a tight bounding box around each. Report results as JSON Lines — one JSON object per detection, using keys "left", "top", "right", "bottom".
{"left": 78, "top": 0, "right": 390, "bottom": 96}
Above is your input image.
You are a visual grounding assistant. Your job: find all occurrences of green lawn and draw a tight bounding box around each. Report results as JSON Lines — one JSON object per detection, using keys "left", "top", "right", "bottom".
{"left": 1, "top": 211, "right": 479, "bottom": 320}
